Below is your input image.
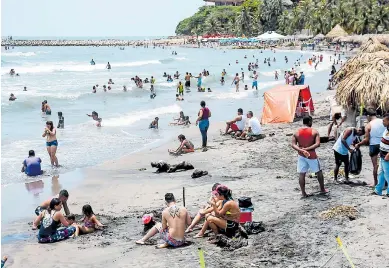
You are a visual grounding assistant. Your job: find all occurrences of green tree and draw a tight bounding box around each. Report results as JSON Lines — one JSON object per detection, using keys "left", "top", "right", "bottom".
{"left": 204, "top": 15, "right": 222, "bottom": 34}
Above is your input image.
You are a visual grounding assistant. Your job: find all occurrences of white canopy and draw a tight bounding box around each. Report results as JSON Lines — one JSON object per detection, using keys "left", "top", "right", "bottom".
{"left": 255, "top": 32, "right": 286, "bottom": 40}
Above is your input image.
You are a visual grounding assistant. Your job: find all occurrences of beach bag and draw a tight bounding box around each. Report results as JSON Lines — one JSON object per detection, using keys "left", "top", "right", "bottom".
{"left": 242, "top": 221, "right": 265, "bottom": 235}
{"left": 238, "top": 197, "right": 253, "bottom": 208}
{"left": 349, "top": 149, "right": 362, "bottom": 175}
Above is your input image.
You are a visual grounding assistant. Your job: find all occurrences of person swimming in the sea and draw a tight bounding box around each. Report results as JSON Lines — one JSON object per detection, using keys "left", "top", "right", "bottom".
{"left": 149, "top": 117, "right": 159, "bottom": 129}
{"left": 23, "top": 86, "right": 27, "bottom": 91}
{"left": 87, "top": 111, "right": 102, "bottom": 127}
{"left": 123, "top": 85, "right": 127, "bottom": 92}
{"left": 92, "top": 86, "right": 97, "bottom": 93}
{"left": 90, "top": 59, "right": 95, "bottom": 65}
{"left": 9, "top": 93, "right": 17, "bottom": 101}
{"left": 43, "top": 100, "right": 51, "bottom": 115}
{"left": 57, "top": 112, "right": 64, "bottom": 129}
{"left": 106, "top": 62, "right": 111, "bottom": 70}
{"left": 150, "top": 85, "right": 156, "bottom": 99}
{"left": 163, "top": 72, "right": 167, "bottom": 77}
{"left": 108, "top": 79, "right": 114, "bottom": 84}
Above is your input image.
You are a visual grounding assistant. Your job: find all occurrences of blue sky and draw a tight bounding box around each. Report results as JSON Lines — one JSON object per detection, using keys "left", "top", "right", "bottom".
{"left": 1, "top": 0, "right": 202, "bottom": 36}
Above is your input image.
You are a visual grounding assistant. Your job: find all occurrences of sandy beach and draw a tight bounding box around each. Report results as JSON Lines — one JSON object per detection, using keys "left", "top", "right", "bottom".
{"left": 2, "top": 90, "right": 388, "bottom": 268}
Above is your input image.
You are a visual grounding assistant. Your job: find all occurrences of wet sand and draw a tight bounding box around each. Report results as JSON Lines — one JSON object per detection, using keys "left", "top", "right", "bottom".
{"left": 2, "top": 91, "right": 389, "bottom": 268}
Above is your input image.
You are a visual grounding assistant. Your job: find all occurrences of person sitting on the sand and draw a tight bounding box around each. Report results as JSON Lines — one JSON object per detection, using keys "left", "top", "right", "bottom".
{"left": 174, "top": 111, "right": 185, "bottom": 122}
{"left": 34, "top": 198, "right": 77, "bottom": 243}
{"left": 170, "top": 116, "right": 191, "bottom": 126}
{"left": 32, "top": 189, "right": 70, "bottom": 229}
{"left": 73, "top": 205, "right": 104, "bottom": 237}
{"left": 168, "top": 134, "right": 194, "bottom": 155}
{"left": 205, "top": 185, "right": 240, "bottom": 240}
{"left": 223, "top": 108, "right": 246, "bottom": 137}
{"left": 238, "top": 111, "right": 265, "bottom": 141}
{"left": 185, "top": 183, "right": 222, "bottom": 235}
{"left": 22, "top": 150, "right": 43, "bottom": 177}
{"left": 136, "top": 193, "right": 191, "bottom": 248}
{"left": 149, "top": 117, "right": 159, "bottom": 129}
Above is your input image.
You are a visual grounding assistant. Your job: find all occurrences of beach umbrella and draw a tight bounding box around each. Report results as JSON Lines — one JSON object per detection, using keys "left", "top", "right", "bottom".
{"left": 314, "top": 34, "right": 325, "bottom": 40}
{"left": 256, "top": 32, "right": 286, "bottom": 40}
{"left": 326, "top": 24, "right": 348, "bottom": 38}
{"left": 334, "top": 38, "right": 389, "bottom": 110}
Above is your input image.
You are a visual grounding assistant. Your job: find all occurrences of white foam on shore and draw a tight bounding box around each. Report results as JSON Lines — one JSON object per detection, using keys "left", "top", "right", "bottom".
{"left": 2, "top": 51, "right": 37, "bottom": 57}
{"left": 103, "top": 104, "right": 182, "bottom": 127}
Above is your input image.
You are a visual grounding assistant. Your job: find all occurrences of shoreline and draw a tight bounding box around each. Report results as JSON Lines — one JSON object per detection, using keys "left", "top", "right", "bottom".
{"left": 2, "top": 90, "right": 389, "bottom": 267}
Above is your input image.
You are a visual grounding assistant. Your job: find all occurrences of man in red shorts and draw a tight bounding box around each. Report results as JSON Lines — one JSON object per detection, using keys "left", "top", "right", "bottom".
{"left": 223, "top": 108, "right": 246, "bottom": 137}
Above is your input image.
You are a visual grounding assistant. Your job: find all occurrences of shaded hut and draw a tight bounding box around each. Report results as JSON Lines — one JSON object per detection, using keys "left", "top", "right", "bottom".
{"left": 313, "top": 33, "right": 325, "bottom": 40}
{"left": 326, "top": 24, "right": 348, "bottom": 39}
{"left": 334, "top": 38, "right": 389, "bottom": 111}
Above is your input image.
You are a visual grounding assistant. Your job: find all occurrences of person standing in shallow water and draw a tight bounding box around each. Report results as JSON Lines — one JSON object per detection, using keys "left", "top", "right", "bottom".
{"left": 42, "top": 121, "right": 59, "bottom": 167}
{"left": 291, "top": 116, "right": 326, "bottom": 198}
{"left": 196, "top": 101, "right": 211, "bottom": 152}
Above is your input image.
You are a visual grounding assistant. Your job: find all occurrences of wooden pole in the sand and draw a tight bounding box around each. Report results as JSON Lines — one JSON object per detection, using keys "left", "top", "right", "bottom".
{"left": 183, "top": 187, "right": 186, "bottom": 207}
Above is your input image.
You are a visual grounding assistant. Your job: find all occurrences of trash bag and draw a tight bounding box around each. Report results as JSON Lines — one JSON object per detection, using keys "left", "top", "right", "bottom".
{"left": 238, "top": 197, "right": 253, "bottom": 208}
{"left": 242, "top": 221, "right": 266, "bottom": 235}
{"left": 349, "top": 148, "right": 362, "bottom": 175}
{"left": 191, "top": 169, "right": 208, "bottom": 178}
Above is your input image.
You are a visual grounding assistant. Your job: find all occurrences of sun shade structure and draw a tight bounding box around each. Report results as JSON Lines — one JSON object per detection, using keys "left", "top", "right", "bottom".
{"left": 314, "top": 33, "right": 325, "bottom": 40}
{"left": 334, "top": 38, "right": 389, "bottom": 110}
{"left": 256, "top": 32, "right": 286, "bottom": 40}
{"left": 326, "top": 24, "right": 348, "bottom": 38}
{"left": 261, "top": 85, "right": 314, "bottom": 124}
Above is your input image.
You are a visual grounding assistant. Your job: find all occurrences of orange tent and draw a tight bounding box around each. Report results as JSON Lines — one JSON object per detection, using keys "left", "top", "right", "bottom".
{"left": 261, "top": 85, "right": 314, "bottom": 124}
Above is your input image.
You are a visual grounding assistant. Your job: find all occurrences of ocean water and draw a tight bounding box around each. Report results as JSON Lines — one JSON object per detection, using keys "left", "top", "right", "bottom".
{"left": 1, "top": 44, "right": 334, "bottom": 186}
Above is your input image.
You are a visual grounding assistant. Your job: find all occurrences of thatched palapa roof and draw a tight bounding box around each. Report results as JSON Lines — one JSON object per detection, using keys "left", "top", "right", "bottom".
{"left": 334, "top": 38, "right": 389, "bottom": 110}
{"left": 326, "top": 24, "right": 348, "bottom": 38}
{"left": 314, "top": 33, "right": 325, "bottom": 40}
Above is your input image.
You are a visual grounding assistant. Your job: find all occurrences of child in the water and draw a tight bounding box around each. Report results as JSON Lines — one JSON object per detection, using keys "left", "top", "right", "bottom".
{"left": 87, "top": 111, "right": 102, "bottom": 127}
{"left": 57, "top": 112, "right": 64, "bottom": 129}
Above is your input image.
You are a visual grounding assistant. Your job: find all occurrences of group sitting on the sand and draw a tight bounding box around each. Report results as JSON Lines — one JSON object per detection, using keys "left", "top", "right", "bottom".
{"left": 32, "top": 189, "right": 104, "bottom": 243}
{"left": 222, "top": 109, "right": 265, "bottom": 142}
{"left": 136, "top": 185, "right": 240, "bottom": 248}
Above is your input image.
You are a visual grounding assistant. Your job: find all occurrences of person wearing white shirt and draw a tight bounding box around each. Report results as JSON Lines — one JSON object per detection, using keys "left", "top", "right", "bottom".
{"left": 237, "top": 111, "right": 265, "bottom": 141}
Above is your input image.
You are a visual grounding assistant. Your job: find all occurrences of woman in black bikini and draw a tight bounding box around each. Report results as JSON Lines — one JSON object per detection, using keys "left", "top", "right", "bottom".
{"left": 206, "top": 185, "right": 240, "bottom": 239}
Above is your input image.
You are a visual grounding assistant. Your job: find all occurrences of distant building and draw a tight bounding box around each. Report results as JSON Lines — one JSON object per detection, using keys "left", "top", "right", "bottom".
{"left": 203, "top": 0, "right": 244, "bottom": 6}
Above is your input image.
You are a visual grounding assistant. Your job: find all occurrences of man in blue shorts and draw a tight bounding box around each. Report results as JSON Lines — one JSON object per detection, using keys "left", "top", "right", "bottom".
{"left": 21, "top": 150, "right": 43, "bottom": 176}
{"left": 251, "top": 70, "right": 258, "bottom": 90}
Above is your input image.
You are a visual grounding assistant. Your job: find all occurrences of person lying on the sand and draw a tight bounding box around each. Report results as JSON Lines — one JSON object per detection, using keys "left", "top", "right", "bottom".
{"left": 34, "top": 198, "right": 77, "bottom": 243}
{"left": 185, "top": 183, "right": 222, "bottom": 235}
{"left": 136, "top": 193, "right": 191, "bottom": 248}
{"left": 237, "top": 111, "right": 265, "bottom": 141}
{"left": 73, "top": 205, "right": 104, "bottom": 237}
{"left": 205, "top": 185, "right": 240, "bottom": 241}
{"left": 33, "top": 189, "right": 70, "bottom": 230}
{"left": 223, "top": 108, "right": 246, "bottom": 137}
{"left": 168, "top": 135, "right": 194, "bottom": 155}
{"left": 170, "top": 116, "right": 191, "bottom": 126}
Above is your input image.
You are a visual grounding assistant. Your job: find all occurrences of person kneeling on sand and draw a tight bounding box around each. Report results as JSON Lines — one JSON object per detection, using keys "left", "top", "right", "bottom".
{"left": 223, "top": 108, "right": 246, "bottom": 137}
{"left": 205, "top": 185, "right": 240, "bottom": 241}
{"left": 237, "top": 111, "right": 265, "bottom": 141}
{"left": 33, "top": 189, "right": 70, "bottom": 229}
{"left": 149, "top": 117, "right": 159, "bottom": 129}
{"left": 136, "top": 193, "right": 191, "bottom": 248}
{"left": 34, "top": 198, "right": 77, "bottom": 243}
{"left": 168, "top": 134, "right": 194, "bottom": 156}
{"left": 72, "top": 205, "right": 104, "bottom": 237}
{"left": 185, "top": 183, "right": 222, "bottom": 235}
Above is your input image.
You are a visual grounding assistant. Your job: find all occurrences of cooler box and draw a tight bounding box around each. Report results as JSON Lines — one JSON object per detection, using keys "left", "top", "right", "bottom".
{"left": 239, "top": 207, "right": 254, "bottom": 224}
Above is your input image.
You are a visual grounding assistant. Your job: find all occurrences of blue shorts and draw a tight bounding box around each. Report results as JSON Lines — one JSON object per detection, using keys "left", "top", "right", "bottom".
{"left": 46, "top": 140, "right": 58, "bottom": 147}
{"left": 45, "top": 110, "right": 51, "bottom": 115}
{"left": 252, "top": 81, "right": 258, "bottom": 87}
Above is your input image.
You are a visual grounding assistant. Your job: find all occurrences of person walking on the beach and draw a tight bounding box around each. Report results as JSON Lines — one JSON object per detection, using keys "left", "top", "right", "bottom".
{"left": 355, "top": 109, "right": 386, "bottom": 186}
{"left": 373, "top": 113, "right": 389, "bottom": 196}
{"left": 275, "top": 71, "right": 279, "bottom": 80}
{"left": 136, "top": 193, "right": 191, "bottom": 248}
{"left": 232, "top": 73, "right": 240, "bottom": 92}
{"left": 42, "top": 121, "right": 59, "bottom": 167}
{"left": 333, "top": 127, "right": 365, "bottom": 183}
{"left": 195, "top": 73, "right": 203, "bottom": 90}
{"left": 196, "top": 101, "right": 211, "bottom": 152}
{"left": 251, "top": 71, "right": 258, "bottom": 90}
{"left": 291, "top": 116, "right": 326, "bottom": 198}
{"left": 177, "top": 81, "right": 184, "bottom": 96}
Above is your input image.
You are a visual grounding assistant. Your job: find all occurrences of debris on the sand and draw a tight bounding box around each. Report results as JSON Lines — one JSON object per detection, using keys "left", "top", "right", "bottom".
{"left": 150, "top": 161, "right": 194, "bottom": 173}
{"left": 215, "top": 234, "right": 248, "bottom": 250}
{"left": 191, "top": 169, "right": 208, "bottom": 178}
{"left": 319, "top": 205, "right": 358, "bottom": 220}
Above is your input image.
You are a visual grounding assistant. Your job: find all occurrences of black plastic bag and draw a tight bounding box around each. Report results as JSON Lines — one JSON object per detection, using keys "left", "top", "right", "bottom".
{"left": 238, "top": 197, "right": 253, "bottom": 208}
{"left": 242, "top": 221, "right": 266, "bottom": 235}
{"left": 349, "top": 148, "right": 362, "bottom": 175}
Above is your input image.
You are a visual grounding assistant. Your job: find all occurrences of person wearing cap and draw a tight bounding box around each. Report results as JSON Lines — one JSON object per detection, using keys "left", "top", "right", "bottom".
{"left": 223, "top": 108, "right": 246, "bottom": 137}
{"left": 136, "top": 193, "right": 191, "bottom": 248}
{"left": 22, "top": 150, "right": 43, "bottom": 176}
{"left": 149, "top": 117, "right": 159, "bottom": 129}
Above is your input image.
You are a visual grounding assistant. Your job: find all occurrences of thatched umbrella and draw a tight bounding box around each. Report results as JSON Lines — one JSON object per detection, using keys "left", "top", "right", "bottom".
{"left": 334, "top": 38, "right": 389, "bottom": 110}
{"left": 326, "top": 24, "right": 348, "bottom": 38}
